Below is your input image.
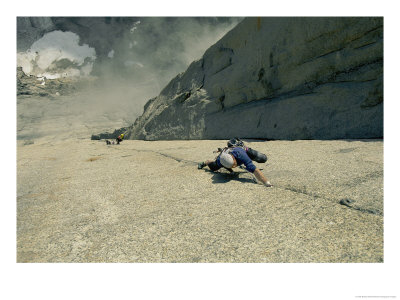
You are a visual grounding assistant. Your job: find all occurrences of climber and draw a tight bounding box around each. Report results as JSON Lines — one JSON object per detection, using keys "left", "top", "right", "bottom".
{"left": 116, "top": 133, "right": 124, "bottom": 144}
{"left": 198, "top": 142, "right": 272, "bottom": 187}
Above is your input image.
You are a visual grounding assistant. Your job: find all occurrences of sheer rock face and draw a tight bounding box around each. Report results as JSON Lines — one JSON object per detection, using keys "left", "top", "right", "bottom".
{"left": 126, "top": 17, "right": 383, "bottom": 140}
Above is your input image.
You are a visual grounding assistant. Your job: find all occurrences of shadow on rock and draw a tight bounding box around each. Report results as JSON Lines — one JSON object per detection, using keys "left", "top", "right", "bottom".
{"left": 203, "top": 169, "right": 255, "bottom": 184}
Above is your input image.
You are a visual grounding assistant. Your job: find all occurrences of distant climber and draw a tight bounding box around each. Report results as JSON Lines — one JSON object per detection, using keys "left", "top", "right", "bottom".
{"left": 198, "top": 138, "right": 272, "bottom": 187}
{"left": 116, "top": 133, "right": 124, "bottom": 144}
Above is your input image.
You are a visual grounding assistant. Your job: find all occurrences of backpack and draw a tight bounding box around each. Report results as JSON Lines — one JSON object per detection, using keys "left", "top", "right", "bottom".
{"left": 227, "top": 137, "right": 268, "bottom": 163}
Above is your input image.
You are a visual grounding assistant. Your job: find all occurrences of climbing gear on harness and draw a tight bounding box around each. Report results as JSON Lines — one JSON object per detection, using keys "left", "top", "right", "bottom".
{"left": 227, "top": 137, "right": 244, "bottom": 148}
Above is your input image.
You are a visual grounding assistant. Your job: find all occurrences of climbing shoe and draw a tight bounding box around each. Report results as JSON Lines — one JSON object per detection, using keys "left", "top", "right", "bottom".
{"left": 198, "top": 162, "right": 206, "bottom": 169}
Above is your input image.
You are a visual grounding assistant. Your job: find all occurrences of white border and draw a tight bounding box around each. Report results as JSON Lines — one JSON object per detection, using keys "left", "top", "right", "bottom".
{"left": 2, "top": 1, "right": 399, "bottom": 299}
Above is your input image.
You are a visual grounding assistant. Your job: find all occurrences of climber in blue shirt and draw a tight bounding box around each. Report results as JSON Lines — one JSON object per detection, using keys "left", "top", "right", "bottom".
{"left": 216, "top": 147, "right": 256, "bottom": 172}
{"left": 198, "top": 146, "right": 273, "bottom": 187}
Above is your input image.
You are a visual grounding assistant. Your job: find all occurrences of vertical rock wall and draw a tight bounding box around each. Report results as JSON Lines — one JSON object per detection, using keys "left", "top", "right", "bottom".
{"left": 126, "top": 17, "right": 383, "bottom": 140}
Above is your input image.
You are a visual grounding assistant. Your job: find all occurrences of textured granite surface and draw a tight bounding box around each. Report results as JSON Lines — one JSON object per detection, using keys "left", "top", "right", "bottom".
{"left": 17, "top": 139, "right": 383, "bottom": 262}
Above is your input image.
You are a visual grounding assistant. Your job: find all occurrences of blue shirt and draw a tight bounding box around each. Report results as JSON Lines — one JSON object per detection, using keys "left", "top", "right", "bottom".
{"left": 216, "top": 147, "right": 257, "bottom": 173}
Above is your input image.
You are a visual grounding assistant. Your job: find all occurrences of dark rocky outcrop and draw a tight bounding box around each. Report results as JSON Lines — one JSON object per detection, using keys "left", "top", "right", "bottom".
{"left": 17, "top": 67, "right": 82, "bottom": 97}
{"left": 125, "top": 17, "right": 383, "bottom": 140}
{"left": 17, "top": 17, "right": 56, "bottom": 52}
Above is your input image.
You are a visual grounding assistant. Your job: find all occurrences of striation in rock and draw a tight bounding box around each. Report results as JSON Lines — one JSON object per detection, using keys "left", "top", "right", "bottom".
{"left": 125, "top": 17, "right": 383, "bottom": 140}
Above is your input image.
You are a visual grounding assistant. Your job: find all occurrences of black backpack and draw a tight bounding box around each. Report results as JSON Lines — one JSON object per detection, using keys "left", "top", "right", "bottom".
{"left": 227, "top": 137, "right": 267, "bottom": 163}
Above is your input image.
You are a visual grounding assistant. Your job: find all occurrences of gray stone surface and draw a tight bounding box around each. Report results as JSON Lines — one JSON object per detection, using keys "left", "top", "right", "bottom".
{"left": 17, "top": 138, "right": 383, "bottom": 262}
{"left": 126, "top": 17, "right": 383, "bottom": 140}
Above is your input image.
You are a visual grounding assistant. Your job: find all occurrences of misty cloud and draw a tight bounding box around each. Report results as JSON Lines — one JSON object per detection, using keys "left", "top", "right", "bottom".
{"left": 94, "top": 17, "right": 242, "bottom": 91}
